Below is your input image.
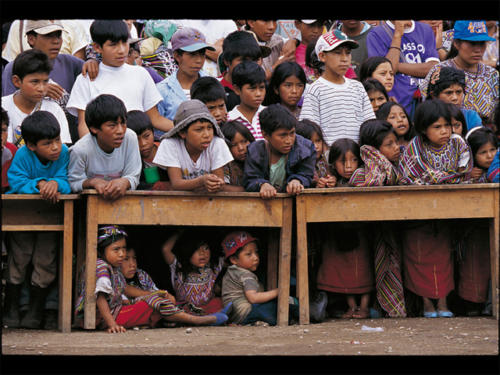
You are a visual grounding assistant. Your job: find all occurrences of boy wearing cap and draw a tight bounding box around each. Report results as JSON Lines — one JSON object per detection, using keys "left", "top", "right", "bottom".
{"left": 300, "top": 30, "right": 375, "bottom": 145}
{"left": 152, "top": 99, "right": 233, "bottom": 192}
{"left": 221, "top": 231, "right": 281, "bottom": 326}
{"left": 66, "top": 20, "right": 173, "bottom": 139}
{"left": 156, "top": 27, "right": 214, "bottom": 139}
{"left": 419, "top": 20, "right": 499, "bottom": 121}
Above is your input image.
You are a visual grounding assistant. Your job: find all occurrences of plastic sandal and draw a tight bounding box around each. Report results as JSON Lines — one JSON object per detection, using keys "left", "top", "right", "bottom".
{"left": 437, "top": 310, "right": 454, "bottom": 318}
{"left": 423, "top": 311, "right": 438, "bottom": 318}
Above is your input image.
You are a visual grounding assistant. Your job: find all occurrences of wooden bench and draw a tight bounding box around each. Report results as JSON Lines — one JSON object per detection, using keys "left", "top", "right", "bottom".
{"left": 1, "top": 194, "right": 78, "bottom": 333}
{"left": 78, "top": 190, "right": 294, "bottom": 329}
{"left": 295, "top": 184, "right": 500, "bottom": 324}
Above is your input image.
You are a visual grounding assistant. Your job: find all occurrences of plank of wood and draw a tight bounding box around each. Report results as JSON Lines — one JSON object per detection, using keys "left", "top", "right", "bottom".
{"left": 58, "top": 200, "right": 74, "bottom": 333}
{"left": 267, "top": 230, "right": 278, "bottom": 290}
{"left": 277, "top": 198, "right": 293, "bottom": 326}
{"left": 489, "top": 188, "right": 499, "bottom": 320}
{"left": 84, "top": 196, "right": 98, "bottom": 329}
{"left": 2, "top": 225, "right": 64, "bottom": 231}
{"left": 295, "top": 195, "right": 310, "bottom": 325}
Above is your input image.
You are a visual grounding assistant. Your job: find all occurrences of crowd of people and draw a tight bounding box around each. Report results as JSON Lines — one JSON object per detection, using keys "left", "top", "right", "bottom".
{"left": 1, "top": 19, "right": 499, "bottom": 332}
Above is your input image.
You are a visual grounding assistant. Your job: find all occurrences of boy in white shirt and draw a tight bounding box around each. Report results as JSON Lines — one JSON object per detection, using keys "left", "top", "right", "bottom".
{"left": 153, "top": 99, "right": 233, "bottom": 193}
{"left": 66, "top": 20, "right": 173, "bottom": 139}
{"left": 299, "top": 30, "right": 375, "bottom": 146}
{"left": 2, "top": 49, "right": 72, "bottom": 147}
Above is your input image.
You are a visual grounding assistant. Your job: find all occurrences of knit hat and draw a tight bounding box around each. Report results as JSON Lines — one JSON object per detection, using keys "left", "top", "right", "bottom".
{"left": 171, "top": 27, "right": 216, "bottom": 52}
{"left": 427, "top": 66, "right": 466, "bottom": 96}
{"left": 221, "top": 231, "right": 257, "bottom": 259}
{"left": 161, "top": 99, "right": 224, "bottom": 140}
{"left": 315, "top": 29, "right": 358, "bottom": 56}
{"left": 25, "top": 20, "right": 66, "bottom": 35}
{"left": 453, "top": 20, "right": 496, "bottom": 42}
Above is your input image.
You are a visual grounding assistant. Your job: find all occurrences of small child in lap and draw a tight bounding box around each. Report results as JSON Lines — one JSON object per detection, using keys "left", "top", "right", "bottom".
{"left": 126, "top": 110, "right": 170, "bottom": 191}
{"left": 221, "top": 230, "right": 298, "bottom": 326}
{"left": 68, "top": 94, "right": 142, "bottom": 200}
{"left": 3, "top": 111, "right": 70, "bottom": 329}
{"left": 243, "top": 104, "right": 316, "bottom": 199}
{"left": 152, "top": 99, "right": 233, "bottom": 192}
{"left": 221, "top": 121, "right": 255, "bottom": 191}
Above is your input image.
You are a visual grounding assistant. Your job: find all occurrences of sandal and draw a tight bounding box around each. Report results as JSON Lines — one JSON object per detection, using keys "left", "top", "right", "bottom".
{"left": 352, "top": 308, "right": 370, "bottom": 319}
{"left": 341, "top": 308, "right": 357, "bottom": 319}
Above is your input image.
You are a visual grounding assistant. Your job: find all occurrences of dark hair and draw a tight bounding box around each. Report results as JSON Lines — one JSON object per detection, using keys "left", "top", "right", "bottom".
{"left": 447, "top": 103, "right": 468, "bottom": 137}
{"left": 232, "top": 60, "right": 266, "bottom": 88}
{"left": 172, "top": 227, "right": 219, "bottom": 280}
{"left": 126, "top": 110, "right": 153, "bottom": 136}
{"left": 97, "top": 225, "right": 127, "bottom": 259}
{"left": 427, "top": 66, "right": 466, "bottom": 98}
{"left": 259, "top": 104, "right": 297, "bottom": 135}
{"left": 358, "top": 56, "right": 393, "bottom": 83}
{"left": 305, "top": 39, "right": 323, "bottom": 74}
{"left": 328, "top": 138, "right": 362, "bottom": 178}
{"left": 12, "top": 49, "right": 53, "bottom": 80}
{"left": 467, "top": 127, "right": 498, "bottom": 167}
{"left": 362, "top": 78, "right": 389, "bottom": 101}
{"left": 221, "top": 30, "right": 263, "bottom": 69}
{"left": 190, "top": 76, "right": 226, "bottom": 104}
{"left": 265, "top": 61, "right": 306, "bottom": 105}
{"left": 90, "top": 20, "right": 129, "bottom": 47}
{"left": 21, "top": 110, "right": 60, "bottom": 145}
{"left": 376, "top": 101, "right": 416, "bottom": 141}
{"left": 1, "top": 108, "right": 9, "bottom": 127}
{"left": 221, "top": 120, "right": 255, "bottom": 148}
{"left": 85, "top": 94, "right": 127, "bottom": 132}
{"left": 296, "top": 119, "right": 325, "bottom": 143}
{"left": 359, "top": 119, "right": 396, "bottom": 149}
{"left": 414, "top": 99, "right": 451, "bottom": 136}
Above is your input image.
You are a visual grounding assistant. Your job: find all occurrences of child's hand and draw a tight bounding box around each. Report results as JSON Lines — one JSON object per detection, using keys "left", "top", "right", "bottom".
{"left": 81, "top": 59, "right": 100, "bottom": 81}
{"left": 157, "top": 290, "right": 176, "bottom": 304}
{"left": 45, "top": 82, "right": 65, "bottom": 101}
{"left": 260, "top": 182, "right": 277, "bottom": 199}
{"left": 470, "top": 167, "right": 484, "bottom": 180}
{"left": 102, "top": 178, "right": 130, "bottom": 200}
{"left": 89, "top": 178, "right": 109, "bottom": 195}
{"left": 286, "top": 179, "right": 304, "bottom": 195}
{"left": 107, "top": 322, "right": 126, "bottom": 333}
{"left": 38, "top": 180, "right": 60, "bottom": 203}
{"left": 316, "top": 175, "right": 336, "bottom": 188}
{"left": 202, "top": 174, "right": 224, "bottom": 192}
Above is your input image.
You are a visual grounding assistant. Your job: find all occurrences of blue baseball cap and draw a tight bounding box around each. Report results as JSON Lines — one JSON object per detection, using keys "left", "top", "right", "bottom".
{"left": 171, "top": 27, "right": 216, "bottom": 52}
{"left": 453, "top": 21, "right": 496, "bottom": 42}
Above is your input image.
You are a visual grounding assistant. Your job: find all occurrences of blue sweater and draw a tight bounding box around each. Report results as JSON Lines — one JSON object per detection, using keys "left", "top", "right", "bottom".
{"left": 6, "top": 144, "right": 71, "bottom": 194}
{"left": 242, "top": 134, "right": 316, "bottom": 192}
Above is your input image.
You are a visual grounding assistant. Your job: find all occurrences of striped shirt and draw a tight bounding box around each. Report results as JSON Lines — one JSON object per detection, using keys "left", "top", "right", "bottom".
{"left": 227, "top": 105, "right": 265, "bottom": 141}
{"left": 299, "top": 77, "right": 375, "bottom": 146}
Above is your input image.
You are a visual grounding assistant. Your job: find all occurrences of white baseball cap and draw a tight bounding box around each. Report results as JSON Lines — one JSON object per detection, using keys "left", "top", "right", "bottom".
{"left": 315, "top": 29, "right": 358, "bottom": 56}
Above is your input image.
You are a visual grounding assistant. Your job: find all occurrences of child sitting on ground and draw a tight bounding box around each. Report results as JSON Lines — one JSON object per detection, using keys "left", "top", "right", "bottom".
{"left": 126, "top": 110, "right": 170, "bottom": 191}
{"left": 190, "top": 76, "right": 228, "bottom": 126}
{"left": 161, "top": 228, "right": 228, "bottom": 315}
{"left": 227, "top": 60, "right": 267, "bottom": 141}
{"left": 221, "top": 230, "right": 298, "bottom": 325}
{"left": 296, "top": 119, "right": 336, "bottom": 188}
{"left": 221, "top": 121, "right": 255, "bottom": 191}
{"left": 68, "top": 94, "right": 142, "bottom": 200}
{"left": 74, "top": 226, "right": 228, "bottom": 332}
{"left": 243, "top": 104, "right": 316, "bottom": 199}
{"left": 1, "top": 49, "right": 72, "bottom": 147}
{"left": 152, "top": 99, "right": 233, "bottom": 193}
{"left": 3, "top": 111, "right": 71, "bottom": 329}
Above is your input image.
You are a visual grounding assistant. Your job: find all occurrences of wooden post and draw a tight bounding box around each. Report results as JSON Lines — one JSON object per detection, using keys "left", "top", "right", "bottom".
{"left": 58, "top": 200, "right": 74, "bottom": 333}
{"left": 490, "top": 188, "right": 499, "bottom": 319}
{"left": 267, "top": 230, "right": 278, "bottom": 289}
{"left": 277, "top": 198, "right": 292, "bottom": 326}
{"left": 84, "top": 196, "right": 98, "bottom": 329}
{"left": 295, "top": 195, "right": 309, "bottom": 325}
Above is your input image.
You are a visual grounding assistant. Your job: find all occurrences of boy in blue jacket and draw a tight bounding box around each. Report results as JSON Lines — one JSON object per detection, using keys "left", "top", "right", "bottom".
{"left": 3, "top": 110, "right": 71, "bottom": 329}
{"left": 243, "top": 104, "right": 316, "bottom": 199}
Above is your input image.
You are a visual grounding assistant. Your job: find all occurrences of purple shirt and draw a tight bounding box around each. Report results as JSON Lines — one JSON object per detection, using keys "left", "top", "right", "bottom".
{"left": 2, "top": 53, "right": 84, "bottom": 96}
{"left": 367, "top": 21, "right": 439, "bottom": 114}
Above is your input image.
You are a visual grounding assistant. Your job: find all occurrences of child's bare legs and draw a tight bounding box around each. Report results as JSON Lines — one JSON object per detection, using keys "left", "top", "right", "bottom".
{"left": 353, "top": 293, "right": 370, "bottom": 319}
{"left": 342, "top": 295, "right": 357, "bottom": 318}
{"left": 163, "top": 311, "right": 226, "bottom": 326}
{"left": 436, "top": 297, "right": 451, "bottom": 312}
{"left": 422, "top": 297, "right": 436, "bottom": 313}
